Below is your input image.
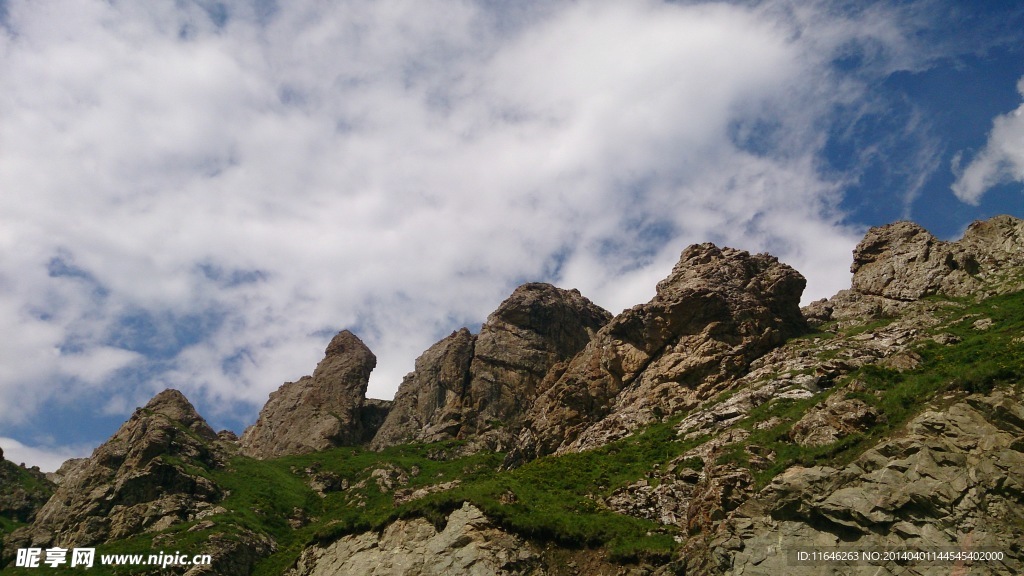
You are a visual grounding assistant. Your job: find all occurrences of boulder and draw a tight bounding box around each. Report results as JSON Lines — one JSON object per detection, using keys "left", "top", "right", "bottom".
{"left": 788, "top": 392, "right": 880, "bottom": 447}
{"left": 285, "top": 503, "right": 542, "bottom": 576}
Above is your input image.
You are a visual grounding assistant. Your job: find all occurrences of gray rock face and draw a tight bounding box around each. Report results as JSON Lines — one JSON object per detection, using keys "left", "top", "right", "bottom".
{"left": 849, "top": 215, "right": 1024, "bottom": 302}
{"left": 510, "top": 244, "right": 806, "bottom": 461}
{"left": 467, "top": 283, "right": 612, "bottom": 436}
{"left": 5, "top": 390, "right": 226, "bottom": 551}
{"left": 788, "top": 392, "right": 880, "bottom": 447}
{"left": 371, "top": 328, "right": 477, "bottom": 449}
{"left": 285, "top": 503, "right": 543, "bottom": 576}
{"left": 371, "top": 283, "right": 611, "bottom": 450}
{"left": 46, "top": 458, "right": 88, "bottom": 486}
{"left": 241, "top": 330, "right": 378, "bottom": 459}
{"left": 704, "top": 390, "right": 1024, "bottom": 575}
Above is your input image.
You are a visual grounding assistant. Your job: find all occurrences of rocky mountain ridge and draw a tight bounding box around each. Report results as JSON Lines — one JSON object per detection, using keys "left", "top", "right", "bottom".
{"left": 2, "top": 214, "right": 1023, "bottom": 575}
{"left": 508, "top": 243, "right": 807, "bottom": 464}
{"left": 371, "top": 282, "right": 612, "bottom": 452}
{"left": 7, "top": 390, "right": 230, "bottom": 548}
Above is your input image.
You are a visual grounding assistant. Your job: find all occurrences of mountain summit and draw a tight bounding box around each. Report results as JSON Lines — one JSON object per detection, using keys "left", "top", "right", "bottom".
{"left": 3, "top": 215, "right": 1023, "bottom": 575}
{"left": 240, "top": 330, "right": 380, "bottom": 459}
{"left": 6, "top": 390, "right": 227, "bottom": 552}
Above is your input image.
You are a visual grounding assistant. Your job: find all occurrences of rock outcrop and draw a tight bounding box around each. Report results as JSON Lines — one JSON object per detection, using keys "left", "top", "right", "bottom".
{"left": 241, "top": 330, "right": 380, "bottom": 459}
{"left": 370, "top": 328, "right": 477, "bottom": 449}
{"left": 4, "top": 390, "right": 227, "bottom": 552}
{"left": 788, "top": 391, "right": 880, "bottom": 447}
{"left": 815, "top": 215, "right": 1024, "bottom": 325}
{"left": 509, "top": 244, "right": 806, "bottom": 462}
{"left": 286, "top": 503, "right": 542, "bottom": 576}
{"left": 371, "top": 283, "right": 611, "bottom": 450}
{"left": 0, "top": 448, "right": 54, "bottom": 525}
{"left": 702, "top": 390, "right": 1024, "bottom": 575}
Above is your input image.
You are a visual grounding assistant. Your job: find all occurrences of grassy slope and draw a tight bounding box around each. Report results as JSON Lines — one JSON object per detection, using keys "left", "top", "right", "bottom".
{"left": 0, "top": 462, "right": 55, "bottom": 555}
{"left": 715, "top": 289, "right": 1024, "bottom": 487}
{"left": 4, "top": 290, "right": 1021, "bottom": 575}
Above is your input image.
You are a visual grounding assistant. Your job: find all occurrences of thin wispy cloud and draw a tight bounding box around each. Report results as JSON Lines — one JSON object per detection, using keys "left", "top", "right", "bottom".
{"left": 953, "top": 77, "right": 1024, "bottom": 204}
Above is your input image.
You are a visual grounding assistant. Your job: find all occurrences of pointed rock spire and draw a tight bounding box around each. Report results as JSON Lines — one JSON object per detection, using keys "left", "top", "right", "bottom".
{"left": 240, "top": 330, "right": 379, "bottom": 459}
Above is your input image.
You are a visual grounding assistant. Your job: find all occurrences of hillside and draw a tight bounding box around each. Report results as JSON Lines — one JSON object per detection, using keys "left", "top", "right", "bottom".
{"left": 2, "top": 215, "right": 1023, "bottom": 575}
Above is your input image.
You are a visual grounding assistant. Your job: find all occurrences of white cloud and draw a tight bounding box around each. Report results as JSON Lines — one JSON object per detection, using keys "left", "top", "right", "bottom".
{"left": 952, "top": 76, "right": 1024, "bottom": 204}
{"left": 1, "top": 437, "right": 92, "bottom": 473}
{"left": 0, "top": 0, "right": 940, "bottom": 464}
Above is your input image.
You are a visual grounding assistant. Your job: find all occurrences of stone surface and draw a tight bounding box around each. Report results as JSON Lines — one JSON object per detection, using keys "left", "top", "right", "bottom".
{"left": 370, "top": 328, "right": 477, "bottom": 449}
{"left": 509, "top": 244, "right": 806, "bottom": 462}
{"left": 241, "top": 330, "right": 379, "bottom": 459}
{"left": 789, "top": 392, "right": 880, "bottom": 447}
{"left": 180, "top": 528, "right": 277, "bottom": 576}
{"left": 371, "top": 283, "right": 610, "bottom": 450}
{"left": 285, "top": 503, "right": 543, "bottom": 576}
{"left": 45, "top": 458, "right": 88, "bottom": 486}
{"left": 848, "top": 215, "right": 1023, "bottom": 302}
{"left": 698, "top": 390, "right": 1024, "bottom": 575}
{"left": 4, "top": 390, "right": 227, "bottom": 552}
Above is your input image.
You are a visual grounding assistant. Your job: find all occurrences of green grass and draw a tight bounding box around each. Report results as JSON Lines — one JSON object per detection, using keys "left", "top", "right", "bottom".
{"left": 715, "top": 289, "right": 1024, "bottom": 489}
{"left": 254, "top": 420, "right": 701, "bottom": 571}
{"left": 0, "top": 515, "right": 23, "bottom": 540}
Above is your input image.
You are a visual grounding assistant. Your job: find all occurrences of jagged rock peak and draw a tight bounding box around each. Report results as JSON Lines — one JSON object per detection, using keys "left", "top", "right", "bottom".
{"left": 509, "top": 244, "right": 806, "bottom": 462}
{"left": 5, "top": 388, "right": 226, "bottom": 552}
{"left": 240, "top": 330, "right": 379, "bottom": 459}
{"left": 370, "top": 283, "right": 611, "bottom": 451}
{"left": 141, "top": 388, "right": 217, "bottom": 440}
{"left": 369, "top": 329, "right": 476, "bottom": 450}
{"left": 486, "top": 282, "right": 609, "bottom": 338}
{"left": 850, "top": 214, "right": 1024, "bottom": 301}
{"left": 467, "top": 283, "right": 612, "bottom": 437}
{"left": 320, "top": 330, "right": 377, "bottom": 378}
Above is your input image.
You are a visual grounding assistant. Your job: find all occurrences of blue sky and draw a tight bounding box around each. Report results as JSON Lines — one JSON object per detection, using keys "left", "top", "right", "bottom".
{"left": 1, "top": 0, "right": 1022, "bottom": 470}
